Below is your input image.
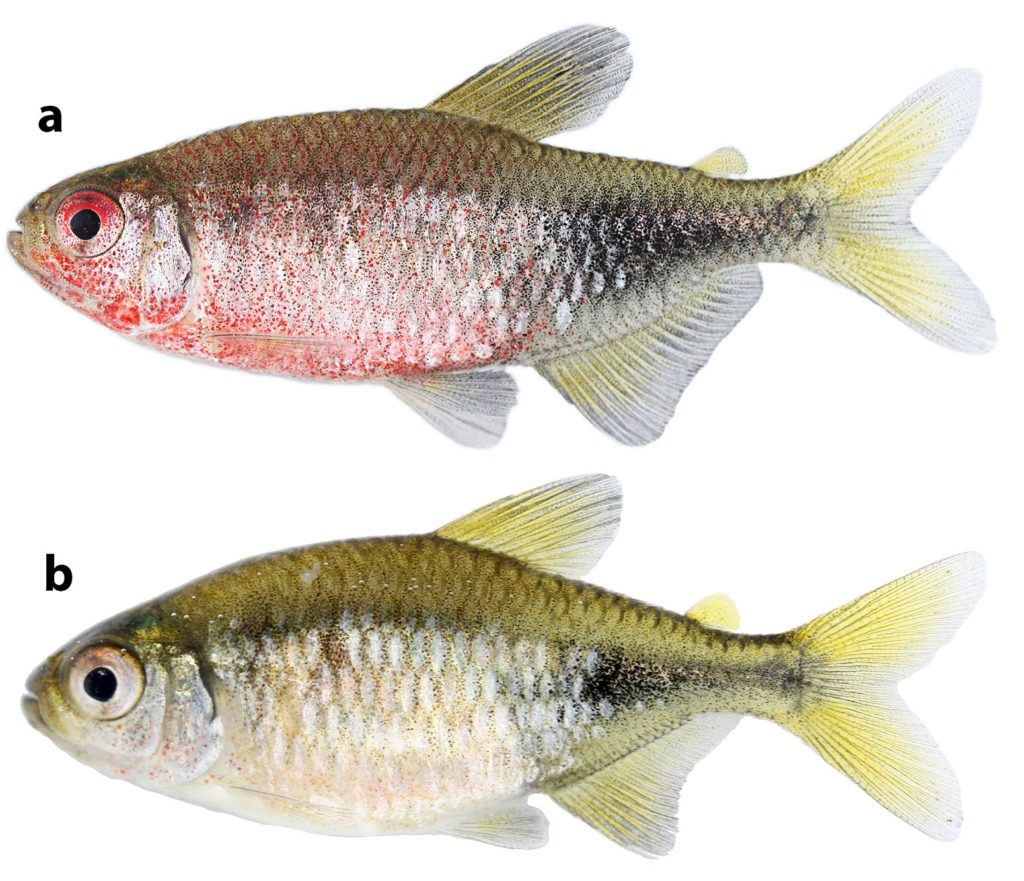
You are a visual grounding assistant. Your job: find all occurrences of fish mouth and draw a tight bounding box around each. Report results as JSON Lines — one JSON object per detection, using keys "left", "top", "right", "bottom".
{"left": 21, "top": 694, "right": 47, "bottom": 734}
{"left": 8, "top": 226, "right": 93, "bottom": 307}
{"left": 7, "top": 229, "right": 28, "bottom": 267}
{"left": 7, "top": 228, "right": 40, "bottom": 279}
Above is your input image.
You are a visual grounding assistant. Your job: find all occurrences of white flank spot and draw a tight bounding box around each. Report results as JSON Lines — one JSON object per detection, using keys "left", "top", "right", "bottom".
{"left": 348, "top": 630, "right": 362, "bottom": 669}
{"left": 411, "top": 630, "right": 426, "bottom": 669}
{"left": 389, "top": 634, "right": 404, "bottom": 669}
{"left": 483, "top": 668, "right": 498, "bottom": 703}
{"left": 360, "top": 671, "right": 375, "bottom": 706}
{"left": 431, "top": 632, "right": 447, "bottom": 671}
{"left": 400, "top": 672, "right": 416, "bottom": 712}
{"left": 472, "top": 634, "right": 491, "bottom": 667}
{"left": 555, "top": 299, "right": 572, "bottom": 333}
{"left": 420, "top": 672, "right": 434, "bottom": 711}
{"left": 302, "top": 700, "right": 319, "bottom": 730}
{"left": 367, "top": 630, "right": 383, "bottom": 669}
{"left": 303, "top": 631, "right": 322, "bottom": 666}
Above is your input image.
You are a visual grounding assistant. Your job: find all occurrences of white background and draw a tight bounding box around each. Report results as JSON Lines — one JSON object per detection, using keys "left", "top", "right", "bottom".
{"left": 1, "top": 0, "right": 1020, "bottom": 877}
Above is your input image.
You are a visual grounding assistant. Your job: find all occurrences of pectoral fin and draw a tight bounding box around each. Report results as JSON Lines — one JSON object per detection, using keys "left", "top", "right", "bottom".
{"left": 203, "top": 332, "right": 357, "bottom": 363}
{"left": 548, "top": 713, "right": 740, "bottom": 856}
{"left": 536, "top": 265, "right": 763, "bottom": 445}
{"left": 427, "top": 26, "right": 632, "bottom": 140}
{"left": 435, "top": 474, "right": 621, "bottom": 578}
{"left": 387, "top": 370, "right": 517, "bottom": 448}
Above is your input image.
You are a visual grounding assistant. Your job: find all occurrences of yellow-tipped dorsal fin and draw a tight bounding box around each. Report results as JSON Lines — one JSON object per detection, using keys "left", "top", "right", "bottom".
{"left": 427, "top": 26, "right": 632, "bottom": 141}
{"left": 686, "top": 593, "right": 740, "bottom": 630}
{"left": 435, "top": 474, "right": 621, "bottom": 578}
{"left": 691, "top": 146, "right": 748, "bottom": 177}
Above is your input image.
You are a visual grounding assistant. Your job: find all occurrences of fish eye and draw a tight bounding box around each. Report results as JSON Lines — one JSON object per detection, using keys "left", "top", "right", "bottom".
{"left": 54, "top": 190, "right": 124, "bottom": 257}
{"left": 69, "top": 209, "right": 101, "bottom": 241}
{"left": 67, "top": 645, "right": 144, "bottom": 720}
{"left": 83, "top": 667, "right": 118, "bottom": 701}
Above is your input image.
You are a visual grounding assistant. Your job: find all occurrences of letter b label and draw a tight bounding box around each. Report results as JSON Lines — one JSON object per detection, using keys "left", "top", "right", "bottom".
{"left": 46, "top": 554, "right": 72, "bottom": 591}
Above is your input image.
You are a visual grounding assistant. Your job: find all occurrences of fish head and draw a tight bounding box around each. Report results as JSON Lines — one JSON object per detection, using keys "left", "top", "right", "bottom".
{"left": 9, "top": 163, "right": 195, "bottom": 336}
{"left": 23, "top": 609, "right": 222, "bottom": 789}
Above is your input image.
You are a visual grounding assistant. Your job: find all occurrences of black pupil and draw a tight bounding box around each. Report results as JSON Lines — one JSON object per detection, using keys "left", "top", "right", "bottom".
{"left": 83, "top": 666, "right": 118, "bottom": 702}
{"left": 69, "top": 208, "right": 101, "bottom": 241}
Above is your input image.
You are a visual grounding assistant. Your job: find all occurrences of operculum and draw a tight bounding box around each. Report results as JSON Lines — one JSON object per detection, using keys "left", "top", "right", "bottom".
{"left": 140, "top": 653, "right": 222, "bottom": 788}
{"left": 135, "top": 196, "right": 194, "bottom": 332}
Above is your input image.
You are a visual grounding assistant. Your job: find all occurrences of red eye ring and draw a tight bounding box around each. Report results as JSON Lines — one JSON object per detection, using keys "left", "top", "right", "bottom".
{"left": 54, "top": 190, "right": 124, "bottom": 258}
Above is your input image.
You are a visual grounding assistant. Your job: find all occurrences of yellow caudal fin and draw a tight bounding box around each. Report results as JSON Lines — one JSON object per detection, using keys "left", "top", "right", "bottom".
{"left": 801, "top": 72, "right": 995, "bottom": 352}
{"left": 781, "top": 553, "right": 985, "bottom": 840}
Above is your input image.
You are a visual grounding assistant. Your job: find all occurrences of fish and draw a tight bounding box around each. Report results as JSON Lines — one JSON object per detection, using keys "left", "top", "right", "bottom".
{"left": 23, "top": 474, "right": 983, "bottom": 853}
{"left": 7, "top": 27, "right": 994, "bottom": 447}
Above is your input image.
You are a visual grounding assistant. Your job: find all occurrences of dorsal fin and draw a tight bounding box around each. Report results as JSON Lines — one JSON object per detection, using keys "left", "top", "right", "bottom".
{"left": 435, "top": 475, "right": 621, "bottom": 578}
{"left": 691, "top": 146, "right": 748, "bottom": 177}
{"left": 686, "top": 593, "right": 740, "bottom": 630}
{"left": 549, "top": 713, "right": 740, "bottom": 856}
{"left": 427, "top": 26, "right": 632, "bottom": 141}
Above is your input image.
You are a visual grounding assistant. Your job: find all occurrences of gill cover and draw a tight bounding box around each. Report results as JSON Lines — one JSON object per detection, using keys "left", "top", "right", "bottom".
{"left": 121, "top": 192, "right": 194, "bottom": 331}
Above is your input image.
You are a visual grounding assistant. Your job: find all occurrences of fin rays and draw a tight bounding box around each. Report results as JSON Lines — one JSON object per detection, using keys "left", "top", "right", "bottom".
{"left": 428, "top": 25, "right": 632, "bottom": 140}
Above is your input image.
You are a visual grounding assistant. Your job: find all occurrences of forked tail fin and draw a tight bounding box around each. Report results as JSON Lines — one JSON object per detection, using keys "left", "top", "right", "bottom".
{"left": 781, "top": 552, "right": 985, "bottom": 840}
{"left": 800, "top": 72, "right": 995, "bottom": 352}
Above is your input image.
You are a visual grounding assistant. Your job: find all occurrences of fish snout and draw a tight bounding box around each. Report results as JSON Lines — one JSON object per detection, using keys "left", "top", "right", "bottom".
{"left": 9, "top": 191, "right": 46, "bottom": 269}
{"left": 17, "top": 191, "right": 52, "bottom": 226}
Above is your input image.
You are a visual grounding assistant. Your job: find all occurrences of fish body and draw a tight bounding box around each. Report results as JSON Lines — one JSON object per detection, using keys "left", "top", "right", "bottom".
{"left": 135, "top": 111, "right": 806, "bottom": 378}
{"left": 8, "top": 27, "right": 994, "bottom": 446}
{"left": 24, "top": 476, "right": 984, "bottom": 853}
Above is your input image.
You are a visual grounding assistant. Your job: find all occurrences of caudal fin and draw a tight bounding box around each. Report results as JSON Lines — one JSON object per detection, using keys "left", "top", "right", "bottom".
{"left": 801, "top": 72, "right": 995, "bottom": 352}
{"left": 782, "top": 552, "right": 985, "bottom": 840}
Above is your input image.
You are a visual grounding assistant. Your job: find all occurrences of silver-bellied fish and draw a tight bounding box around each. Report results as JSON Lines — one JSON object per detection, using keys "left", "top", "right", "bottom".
{"left": 23, "top": 476, "right": 983, "bottom": 853}
{"left": 9, "top": 27, "right": 993, "bottom": 446}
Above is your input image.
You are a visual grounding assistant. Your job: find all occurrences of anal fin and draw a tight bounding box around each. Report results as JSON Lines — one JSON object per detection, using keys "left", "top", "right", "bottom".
{"left": 537, "top": 265, "right": 762, "bottom": 445}
{"left": 548, "top": 714, "right": 740, "bottom": 856}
